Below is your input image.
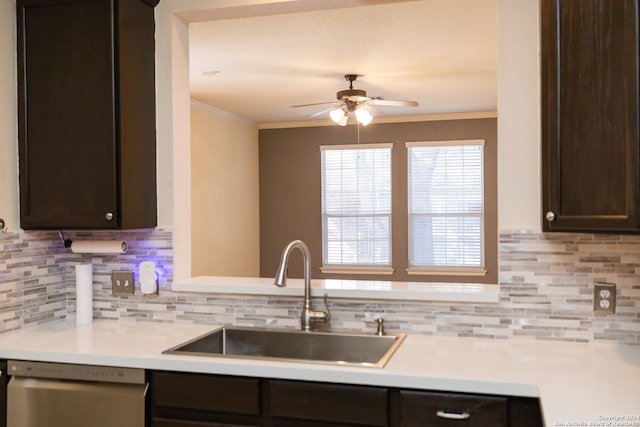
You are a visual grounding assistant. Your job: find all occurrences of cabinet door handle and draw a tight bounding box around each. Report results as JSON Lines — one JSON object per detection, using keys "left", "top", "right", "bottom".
{"left": 106, "top": 212, "right": 114, "bottom": 221}
{"left": 545, "top": 211, "right": 556, "bottom": 222}
{"left": 436, "top": 410, "right": 471, "bottom": 420}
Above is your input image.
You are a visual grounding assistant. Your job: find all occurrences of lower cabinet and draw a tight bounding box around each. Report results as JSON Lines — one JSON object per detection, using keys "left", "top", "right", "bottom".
{"left": 269, "top": 380, "right": 388, "bottom": 427}
{"left": 394, "top": 390, "right": 508, "bottom": 426}
{"left": 153, "top": 422, "right": 251, "bottom": 427}
{"left": 148, "top": 370, "right": 543, "bottom": 427}
{"left": 150, "top": 371, "right": 261, "bottom": 426}
{"left": 0, "top": 360, "right": 6, "bottom": 427}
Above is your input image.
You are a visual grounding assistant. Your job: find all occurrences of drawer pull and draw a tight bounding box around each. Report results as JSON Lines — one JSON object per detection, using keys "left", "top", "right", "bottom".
{"left": 436, "top": 410, "right": 471, "bottom": 420}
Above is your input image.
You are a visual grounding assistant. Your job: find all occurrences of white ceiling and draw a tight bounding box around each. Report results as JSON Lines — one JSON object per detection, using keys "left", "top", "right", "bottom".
{"left": 188, "top": 0, "right": 497, "bottom": 127}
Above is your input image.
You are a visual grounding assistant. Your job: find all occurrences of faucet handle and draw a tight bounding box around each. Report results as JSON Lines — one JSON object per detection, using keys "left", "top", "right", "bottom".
{"left": 308, "top": 293, "right": 331, "bottom": 328}
{"left": 321, "top": 293, "right": 331, "bottom": 321}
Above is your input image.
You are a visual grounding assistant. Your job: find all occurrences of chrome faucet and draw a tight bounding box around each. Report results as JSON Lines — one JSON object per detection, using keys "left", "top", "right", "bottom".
{"left": 274, "top": 240, "right": 330, "bottom": 331}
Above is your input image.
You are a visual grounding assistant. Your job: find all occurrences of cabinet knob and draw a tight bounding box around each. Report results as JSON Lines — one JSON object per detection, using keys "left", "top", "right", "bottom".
{"left": 106, "top": 212, "right": 114, "bottom": 221}
{"left": 545, "top": 211, "right": 556, "bottom": 222}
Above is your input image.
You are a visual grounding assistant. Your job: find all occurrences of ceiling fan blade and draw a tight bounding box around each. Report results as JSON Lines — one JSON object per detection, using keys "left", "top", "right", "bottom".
{"left": 362, "top": 104, "right": 383, "bottom": 115}
{"left": 291, "top": 101, "right": 342, "bottom": 108}
{"left": 308, "top": 106, "right": 338, "bottom": 118}
{"left": 347, "top": 95, "right": 371, "bottom": 103}
{"left": 370, "top": 99, "right": 419, "bottom": 107}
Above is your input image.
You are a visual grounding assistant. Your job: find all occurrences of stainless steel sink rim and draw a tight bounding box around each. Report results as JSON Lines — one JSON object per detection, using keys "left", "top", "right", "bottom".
{"left": 162, "top": 326, "right": 405, "bottom": 368}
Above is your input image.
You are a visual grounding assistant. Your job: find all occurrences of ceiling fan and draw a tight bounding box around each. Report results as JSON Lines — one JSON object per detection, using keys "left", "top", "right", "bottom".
{"left": 291, "top": 74, "right": 419, "bottom": 126}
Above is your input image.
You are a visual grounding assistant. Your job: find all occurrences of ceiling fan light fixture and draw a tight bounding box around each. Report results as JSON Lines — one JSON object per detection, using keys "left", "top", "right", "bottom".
{"left": 355, "top": 108, "right": 373, "bottom": 126}
{"left": 330, "top": 107, "right": 349, "bottom": 126}
{"left": 292, "top": 74, "right": 417, "bottom": 125}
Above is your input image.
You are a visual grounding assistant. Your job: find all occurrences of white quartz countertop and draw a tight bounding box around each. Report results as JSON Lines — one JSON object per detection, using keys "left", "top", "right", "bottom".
{"left": 172, "top": 276, "right": 499, "bottom": 303}
{"left": 0, "top": 319, "right": 637, "bottom": 426}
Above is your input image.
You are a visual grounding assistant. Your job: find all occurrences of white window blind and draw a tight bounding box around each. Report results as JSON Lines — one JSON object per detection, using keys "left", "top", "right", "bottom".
{"left": 320, "top": 144, "right": 392, "bottom": 268}
{"left": 406, "top": 140, "right": 485, "bottom": 271}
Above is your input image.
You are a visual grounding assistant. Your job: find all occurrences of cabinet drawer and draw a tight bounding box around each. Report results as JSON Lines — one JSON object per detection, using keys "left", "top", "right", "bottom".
{"left": 152, "top": 372, "right": 260, "bottom": 415}
{"left": 399, "top": 390, "right": 507, "bottom": 427}
{"left": 269, "top": 380, "right": 388, "bottom": 426}
{"left": 153, "top": 419, "right": 258, "bottom": 427}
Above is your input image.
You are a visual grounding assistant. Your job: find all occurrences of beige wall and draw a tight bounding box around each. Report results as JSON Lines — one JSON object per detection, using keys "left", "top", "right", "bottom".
{"left": 0, "top": 0, "right": 17, "bottom": 230}
{"left": 190, "top": 103, "right": 260, "bottom": 276}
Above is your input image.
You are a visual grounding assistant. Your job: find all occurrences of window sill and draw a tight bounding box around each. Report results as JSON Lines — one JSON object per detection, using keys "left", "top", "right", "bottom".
{"left": 319, "top": 266, "right": 394, "bottom": 275}
{"left": 406, "top": 268, "right": 488, "bottom": 276}
{"left": 171, "top": 276, "right": 499, "bottom": 304}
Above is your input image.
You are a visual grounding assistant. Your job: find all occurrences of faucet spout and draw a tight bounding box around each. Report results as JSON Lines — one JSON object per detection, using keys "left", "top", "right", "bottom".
{"left": 274, "top": 240, "right": 330, "bottom": 331}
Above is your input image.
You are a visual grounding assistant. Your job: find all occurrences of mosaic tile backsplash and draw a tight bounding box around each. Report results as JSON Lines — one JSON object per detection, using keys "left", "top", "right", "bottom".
{"left": 0, "top": 229, "right": 638, "bottom": 343}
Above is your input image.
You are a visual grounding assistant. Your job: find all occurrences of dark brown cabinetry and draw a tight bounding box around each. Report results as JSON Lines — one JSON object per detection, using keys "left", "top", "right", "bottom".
{"left": 541, "top": 0, "right": 640, "bottom": 233}
{"left": 269, "top": 380, "right": 388, "bottom": 427}
{"left": 17, "top": 0, "right": 158, "bottom": 230}
{"left": 149, "top": 371, "right": 543, "bottom": 427}
{"left": 150, "top": 372, "right": 261, "bottom": 426}
{"left": 0, "top": 360, "right": 6, "bottom": 427}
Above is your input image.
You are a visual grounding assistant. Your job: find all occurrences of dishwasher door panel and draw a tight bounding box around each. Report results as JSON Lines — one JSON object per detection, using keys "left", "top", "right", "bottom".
{"left": 7, "top": 377, "right": 146, "bottom": 427}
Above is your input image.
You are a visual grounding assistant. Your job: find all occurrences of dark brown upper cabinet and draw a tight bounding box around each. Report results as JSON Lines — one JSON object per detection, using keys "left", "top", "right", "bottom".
{"left": 17, "top": 0, "right": 159, "bottom": 230}
{"left": 541, "top": 0, "right": 640, "bottom": 233}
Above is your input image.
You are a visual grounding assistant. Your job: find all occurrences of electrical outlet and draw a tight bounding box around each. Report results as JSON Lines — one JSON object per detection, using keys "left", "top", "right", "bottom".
{"left": 111, "top": 270, "right": 135, "bottom": 296}
{"left": 594, "top": 282, "right": 616, "bottom": 314}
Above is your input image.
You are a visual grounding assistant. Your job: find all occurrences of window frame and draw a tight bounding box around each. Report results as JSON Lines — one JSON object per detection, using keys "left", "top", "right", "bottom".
{"left": 405, "top": 139, "right": 487, "bottom": 277}
{"left": 319, "top": 143, "right": 394, "bottom": 275}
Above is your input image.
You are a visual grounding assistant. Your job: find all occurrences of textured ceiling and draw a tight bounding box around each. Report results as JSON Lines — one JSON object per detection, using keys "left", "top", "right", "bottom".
{"left": 189, "top": 0, "right": 497, "bottom": 126}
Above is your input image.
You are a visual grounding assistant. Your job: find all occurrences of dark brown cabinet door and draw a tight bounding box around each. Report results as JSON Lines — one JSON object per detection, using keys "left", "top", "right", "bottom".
{"left": 17, "top": 0, "right": 157, "bottom": 230}
{"left": 268, "top": 380, "right": 388, "bottom": 426}
{"left": 0, "top": 360, "right": 6, "bottom": 427}
{"left": 153, "top": 422, "right": 258, "bottom": 427}
{"left": 508, "top": 397, "right": 544, "bottom": 427}
{"left": 541, "top": 0, "right": 640, "bottom": 233}
{"left": 149, "top": 371, "right": 262, "bottom": 426}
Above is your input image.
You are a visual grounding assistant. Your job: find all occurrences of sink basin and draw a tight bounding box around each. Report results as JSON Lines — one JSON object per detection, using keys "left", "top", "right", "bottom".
{"left": 163, "top": 326, "right": 405, "bottom": 368}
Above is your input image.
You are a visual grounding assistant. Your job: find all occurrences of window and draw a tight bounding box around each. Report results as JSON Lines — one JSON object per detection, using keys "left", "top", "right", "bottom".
{"left": 320, "top": 144, "right": 393, "bottom": 273}
{"left": 406, "top": 140, "right": 486, "bottom": 275}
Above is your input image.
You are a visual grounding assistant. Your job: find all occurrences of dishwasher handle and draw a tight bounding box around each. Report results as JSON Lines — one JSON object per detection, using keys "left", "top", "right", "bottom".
{"left": 8, "top": 360, "right": 145, "bottom": 384}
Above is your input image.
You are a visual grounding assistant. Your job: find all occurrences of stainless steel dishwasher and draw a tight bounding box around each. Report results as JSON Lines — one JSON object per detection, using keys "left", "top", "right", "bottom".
{"left": 6, "top": 360, "right": 147, "bottom": 427}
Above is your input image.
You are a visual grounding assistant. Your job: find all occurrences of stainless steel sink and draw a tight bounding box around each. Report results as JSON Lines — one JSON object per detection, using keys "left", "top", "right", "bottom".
{"left": 163, "top": 326, "right": 405, "bottom": 368}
